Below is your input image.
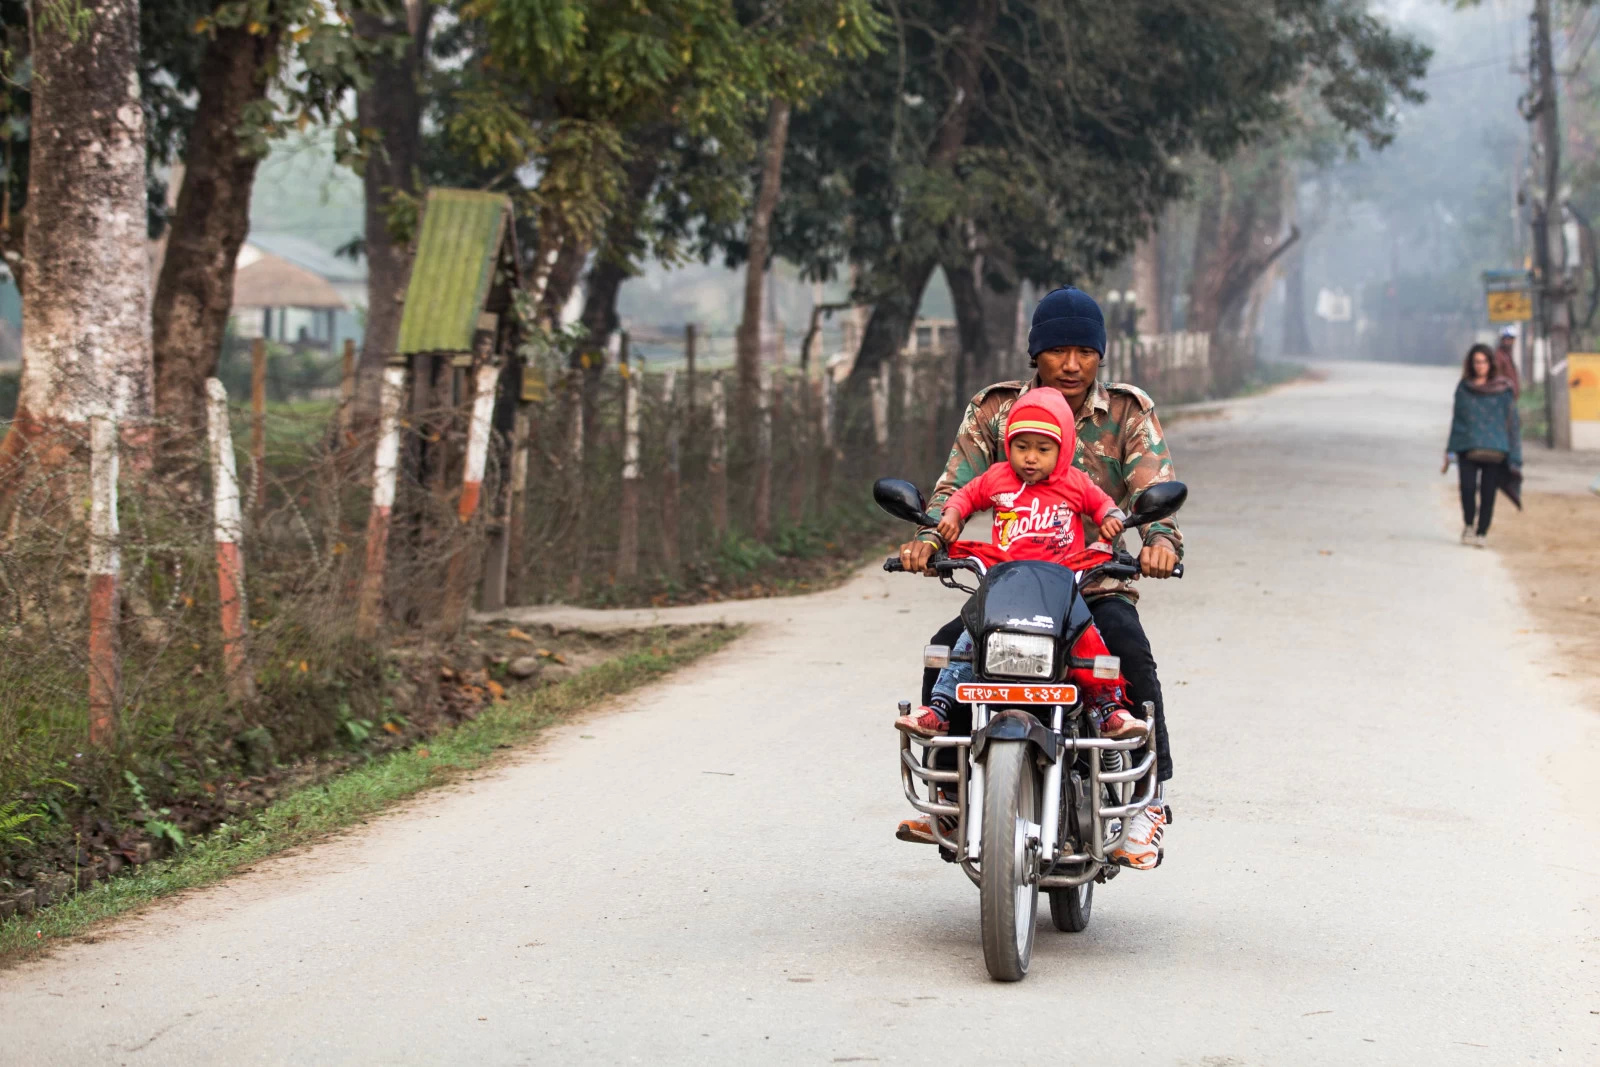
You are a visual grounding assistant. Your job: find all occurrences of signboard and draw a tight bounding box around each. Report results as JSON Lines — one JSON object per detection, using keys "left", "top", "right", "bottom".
{"left": 1569, "top": 353, "right": 1600, "bottom": 451}
{"left": 1482, "top": 268, "right": 1534, "bottom": 292}
{"left": 1486, "top": 290, "right": 1533, "bottom": 323}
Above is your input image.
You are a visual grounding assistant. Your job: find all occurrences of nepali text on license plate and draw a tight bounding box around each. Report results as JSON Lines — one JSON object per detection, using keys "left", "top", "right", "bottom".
{"left": 956, "top": 683, "right": 1078, "bottom": 706}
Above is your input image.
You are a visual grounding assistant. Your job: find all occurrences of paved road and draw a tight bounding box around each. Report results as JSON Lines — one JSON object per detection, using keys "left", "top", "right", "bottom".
{"left": 5, "top": 362, "right": 1598, "bottom": 1065}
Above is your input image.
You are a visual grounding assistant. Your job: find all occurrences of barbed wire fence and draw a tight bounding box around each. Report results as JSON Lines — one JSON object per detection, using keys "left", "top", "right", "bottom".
{"left": 0, "top": 321, "right": 1222, "bottom": 802}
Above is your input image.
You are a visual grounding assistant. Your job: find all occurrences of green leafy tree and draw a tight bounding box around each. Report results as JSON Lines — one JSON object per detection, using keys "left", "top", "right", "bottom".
{"left": 697, "top": 0, "right": 1429, "bottom": 396}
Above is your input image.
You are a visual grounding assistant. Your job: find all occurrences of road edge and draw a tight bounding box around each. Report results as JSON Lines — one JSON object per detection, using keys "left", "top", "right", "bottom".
{"left": 0, "top": 624, "right": 745, "bottom": 970}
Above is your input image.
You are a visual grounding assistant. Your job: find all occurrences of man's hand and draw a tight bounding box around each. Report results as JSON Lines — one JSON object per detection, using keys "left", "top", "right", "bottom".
{"left": 898, "top": 538, "right": 941, "bottom": 576}
{"left": 1441, "top": 454, "right": 1451, "bottom": 474}
{"left": 1140, "top": 541, "right": 1180, "bottom": 579}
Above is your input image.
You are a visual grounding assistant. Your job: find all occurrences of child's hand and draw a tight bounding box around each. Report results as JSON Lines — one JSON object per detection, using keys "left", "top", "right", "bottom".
{"left": 1098, "top": 516, "right": 1124, "bottom": 542}
{"left": 935, "top": 511, "right": 963, "bottom": 545}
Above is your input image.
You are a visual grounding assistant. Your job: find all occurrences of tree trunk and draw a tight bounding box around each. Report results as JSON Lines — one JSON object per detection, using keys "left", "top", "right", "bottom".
{"left": 973, "top": 246, "right": 1022, "bottom": 383}
{"left": 736, "top": 97, "right": 792, "bottom": 425}
{"left": 1186, "top": 156, "right": 1298, "bottom": 391}
{"left": 570, "top": 148, "right": 663, "bottom": 441}
{"left": 354, "top": 2, "right": 433, "bottom": 422}
{"left": 0, "top": 0, "right": 151, "bottom": 514}
{"left": 844, "top": 0, "right": 1000, "bottom": 393}
{"left": 845, "top": 257, "right": 937, "bottom": 393}
{"left": 1131, "top": 228, "right": 1166, "bottom": 334}
{"left": 944, "top": 249, "right": 985, "bottom": 411}
{"left": 540, "top": 233, "right": 589, "bottom": 325}
{"left": 151, "top": 24, "right": 283, "bottom": 432}
{"left": 1281, "top": 243, "right": 1313, "bottom": 357}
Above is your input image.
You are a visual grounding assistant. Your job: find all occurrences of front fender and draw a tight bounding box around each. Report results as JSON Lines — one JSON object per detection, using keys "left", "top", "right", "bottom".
{"left": 971, "top": 709, "right": 1057, "bottom": 765}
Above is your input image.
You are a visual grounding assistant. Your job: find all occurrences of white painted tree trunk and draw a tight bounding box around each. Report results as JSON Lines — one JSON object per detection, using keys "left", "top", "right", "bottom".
{"left": 18, "top": 0, "right": 152, "bottom": 430}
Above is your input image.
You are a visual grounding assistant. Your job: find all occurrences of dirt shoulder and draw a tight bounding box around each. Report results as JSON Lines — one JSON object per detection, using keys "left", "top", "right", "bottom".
{"left": 1489, "top": 468, "right": 1600, "bottom": 709}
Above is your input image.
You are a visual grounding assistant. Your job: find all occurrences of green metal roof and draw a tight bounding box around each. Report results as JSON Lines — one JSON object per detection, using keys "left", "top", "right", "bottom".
{"left": 396, "top": 189, "right": 513, "bottom": 355}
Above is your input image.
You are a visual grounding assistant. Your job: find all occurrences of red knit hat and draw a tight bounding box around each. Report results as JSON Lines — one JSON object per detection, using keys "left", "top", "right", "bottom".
{"left": 1004, "top": 388, "right": 1076, "bottom": 450}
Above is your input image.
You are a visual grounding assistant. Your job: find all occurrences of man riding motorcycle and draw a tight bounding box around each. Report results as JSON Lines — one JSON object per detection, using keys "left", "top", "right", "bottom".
{"left": 896, "top": 286, "right": 1183, "bottom": 869}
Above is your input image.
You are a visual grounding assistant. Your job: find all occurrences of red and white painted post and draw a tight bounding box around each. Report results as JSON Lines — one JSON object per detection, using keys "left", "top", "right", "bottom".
{"left": 87, "top": 413, "right": 120, "bottom": 746}
{"left": 205, "top": 379, "right": 256, "bottom": 704}
{"left": 356, "top": 365, "right": 406, "bottom": 640}
{"left": 442, "top": 360, "right": 501, "bottom": 628}
{"left": 458, "top": 360, "right": 502, "bottom": 524}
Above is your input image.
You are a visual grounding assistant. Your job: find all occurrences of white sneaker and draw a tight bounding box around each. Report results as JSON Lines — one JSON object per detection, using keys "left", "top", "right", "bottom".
{"left": 1111, "top": 804, "right": 1168, "bottom": 870}
{"left": 1460, "top": 525, "right": 1473, "bottom": 546}
{"left": 1473, "top": 533, "right": 1487, "bottom": 549}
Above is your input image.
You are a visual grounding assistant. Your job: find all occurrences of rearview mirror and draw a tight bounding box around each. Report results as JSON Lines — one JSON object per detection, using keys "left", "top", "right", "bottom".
{"left": 873, "top": 477, "right": 937, "bottom": 527}
{"left": 1125, "top": 481, "right": 1187, "bottom": 528}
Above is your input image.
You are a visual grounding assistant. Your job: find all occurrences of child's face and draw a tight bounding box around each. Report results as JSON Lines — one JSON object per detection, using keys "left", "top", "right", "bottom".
{"left": 1009, "top": 432, "right": 1060, "bottom": 484}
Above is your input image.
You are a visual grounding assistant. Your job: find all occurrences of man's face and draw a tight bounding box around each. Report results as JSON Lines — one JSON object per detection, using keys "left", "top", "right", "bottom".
{"left": 1034, "top": 346, "right": 1101, "bottom": 406}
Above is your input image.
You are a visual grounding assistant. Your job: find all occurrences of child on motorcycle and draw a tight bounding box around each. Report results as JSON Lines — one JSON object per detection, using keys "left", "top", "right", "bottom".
{"left": 895, "top": 388, "right": 1147, "bottom": 741}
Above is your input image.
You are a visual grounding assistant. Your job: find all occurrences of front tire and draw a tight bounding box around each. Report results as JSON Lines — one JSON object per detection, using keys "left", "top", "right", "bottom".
{"left": 1049, "top": 880, "right": 1093, "bottom": 932}
{"left": 979, "top": 740, "right": 1040, "bottom": 981}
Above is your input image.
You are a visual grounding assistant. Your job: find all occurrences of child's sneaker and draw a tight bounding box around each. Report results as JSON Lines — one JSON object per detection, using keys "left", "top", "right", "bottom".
{"left": 1092, "top": 703, "right": 1149, "bottom": 740}
{"left": 896, "top": 706, "right": 949, "bottom": 738}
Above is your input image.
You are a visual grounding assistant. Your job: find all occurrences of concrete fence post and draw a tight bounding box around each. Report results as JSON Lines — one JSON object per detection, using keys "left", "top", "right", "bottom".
{"left": 87, "top": 413, "right": 120, "bottom": 746}
{"left": 336, "top": 338, "right": 357, "bottom": 445}
{"left": 616, "top": 360, "right": 641, "bottom": 578}
{"left": 753, "top": 368, "right": 773, "bottom": 542}
{"left": 356, "top": 365, "right": 406, "bottom": 640}
{"left": 661, "top": 369, "right": 681, "bottom": 571}
{"left": 442, "top": 360, "right": 502, "bottom": 628}
{"left": 710, "top": 372, "right": 728, "bottom": 537}
{"left": 205, "top": 379, "right": 256, "bottom": 704}
{"left": 250, "top": 338, "right": 267, "bottom": 516}
{"left": 870, "top": 362, "right": 890, "bottom": 457}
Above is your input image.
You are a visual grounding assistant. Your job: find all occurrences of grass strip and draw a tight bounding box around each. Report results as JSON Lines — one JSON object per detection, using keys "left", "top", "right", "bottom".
{"left": 0, "top": 624, "right": 742, "bottom": 966}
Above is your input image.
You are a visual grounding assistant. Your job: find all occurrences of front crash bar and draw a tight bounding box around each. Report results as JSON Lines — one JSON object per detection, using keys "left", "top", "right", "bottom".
{"left": 1069, "top": 732, "right": 1159, "bottom": 861}
{"left": 900, "top": 715, "right": 1158, "bottom": 884}
{"left": 898, "top": 730, "right": 971, "bottom": 857}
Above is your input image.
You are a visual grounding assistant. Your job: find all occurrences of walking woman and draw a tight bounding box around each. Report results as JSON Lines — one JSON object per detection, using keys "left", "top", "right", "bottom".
{"left": 1442, "top": 343, "right": 1521, "bottom": 547}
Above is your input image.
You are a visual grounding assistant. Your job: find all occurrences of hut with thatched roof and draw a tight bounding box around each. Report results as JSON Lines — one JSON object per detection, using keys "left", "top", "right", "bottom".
{"left": 231, "top": 244, "right": 348, "bottom": 347}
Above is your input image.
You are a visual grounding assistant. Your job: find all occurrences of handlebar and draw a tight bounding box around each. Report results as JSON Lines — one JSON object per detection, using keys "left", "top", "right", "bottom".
{"left": 887, "top": 553, "right": 1183, "bottom": 580}
{"left": 882, "top": 555, "right": 987, "bottom": 576}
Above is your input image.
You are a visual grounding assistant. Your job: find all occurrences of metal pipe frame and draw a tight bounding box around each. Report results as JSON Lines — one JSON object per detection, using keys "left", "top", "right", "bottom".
{"left": 1082, "top": 732, "right": 1158, "bottom": 859}
{"left": 898, "top": 706, "right": 1157, "bottom": 887}
{"left": 898, "top": 730, "right": 972, "bottom": 858}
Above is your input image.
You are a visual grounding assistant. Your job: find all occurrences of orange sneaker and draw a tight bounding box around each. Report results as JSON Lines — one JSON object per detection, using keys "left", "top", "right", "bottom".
{"left": 895, "top": 706, "right": 949, "bottom": 738}
{"left": 896, "top": 814, "right": 958, "bottom": 844}
{"left": 1110, "top": 804, "right": 1168, "bottom": 870}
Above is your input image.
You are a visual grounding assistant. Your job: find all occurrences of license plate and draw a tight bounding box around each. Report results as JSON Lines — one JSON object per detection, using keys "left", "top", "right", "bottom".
{"left": 956, "top": 683, "right": 1078, "bottom": 705}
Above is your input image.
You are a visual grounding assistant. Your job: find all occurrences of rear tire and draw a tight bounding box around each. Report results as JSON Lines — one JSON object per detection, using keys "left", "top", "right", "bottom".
{"left": 979, "top": 740, "right": 1039, "bottom": 981}
{"left": 1048, "top": 880, "right": 1093, "bottom": 932}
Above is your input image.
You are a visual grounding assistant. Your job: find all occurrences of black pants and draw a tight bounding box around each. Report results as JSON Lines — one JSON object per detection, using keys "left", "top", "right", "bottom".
{"left": 923, "top": 597, "right": 1172, "bottom": 783}
{"left": 1458, "top": 457, "right": 1501, "bottom": 535}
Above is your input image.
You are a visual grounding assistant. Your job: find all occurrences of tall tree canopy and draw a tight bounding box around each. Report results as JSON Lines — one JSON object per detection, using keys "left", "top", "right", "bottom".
{"left": 695, "top": 0, "right": 1429, "bottom": 392}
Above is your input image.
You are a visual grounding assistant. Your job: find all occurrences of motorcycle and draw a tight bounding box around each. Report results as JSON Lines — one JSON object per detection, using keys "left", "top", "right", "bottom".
{"left": 875, "top": 476, "right": 1187, "bottom": 981}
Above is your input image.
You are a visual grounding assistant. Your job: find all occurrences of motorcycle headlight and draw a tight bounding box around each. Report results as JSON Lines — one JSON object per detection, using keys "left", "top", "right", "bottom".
{"left": 984, "top": 632, "right": 1055, "bottom": 679}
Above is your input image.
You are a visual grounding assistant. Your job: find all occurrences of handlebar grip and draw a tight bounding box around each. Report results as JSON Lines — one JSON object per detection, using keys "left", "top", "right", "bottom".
{"left": 883, "top": 556, "right": 905, "bottom": 573}
{"left": 1172, "top": 563, "right": 1184, "bottom": 579}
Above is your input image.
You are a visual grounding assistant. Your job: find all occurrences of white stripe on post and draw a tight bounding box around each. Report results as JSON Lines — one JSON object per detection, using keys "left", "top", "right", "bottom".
{"left": 87, "top": 413, "right": 120, "bottom": 746}
{"left": 205, "top": 379, "right": 255, "bottom": 704}
{"left": 357, "top": 365, "right": 406, "bottom": 640}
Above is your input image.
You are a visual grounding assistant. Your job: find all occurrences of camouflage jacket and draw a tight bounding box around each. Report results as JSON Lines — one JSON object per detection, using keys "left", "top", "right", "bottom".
{"left": 924, "top": 377, "right": 1183, "bottom": 601}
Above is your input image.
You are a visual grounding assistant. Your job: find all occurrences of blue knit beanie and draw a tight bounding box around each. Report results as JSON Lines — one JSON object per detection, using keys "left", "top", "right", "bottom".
{"left": 1027, "top": 287, "right": 1106, "bottom": 358}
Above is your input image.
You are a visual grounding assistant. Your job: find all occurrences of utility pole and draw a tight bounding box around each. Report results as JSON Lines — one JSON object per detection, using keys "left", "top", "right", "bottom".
{"left": 1527, "top": 0, "right": 1572, "bottom": 449}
